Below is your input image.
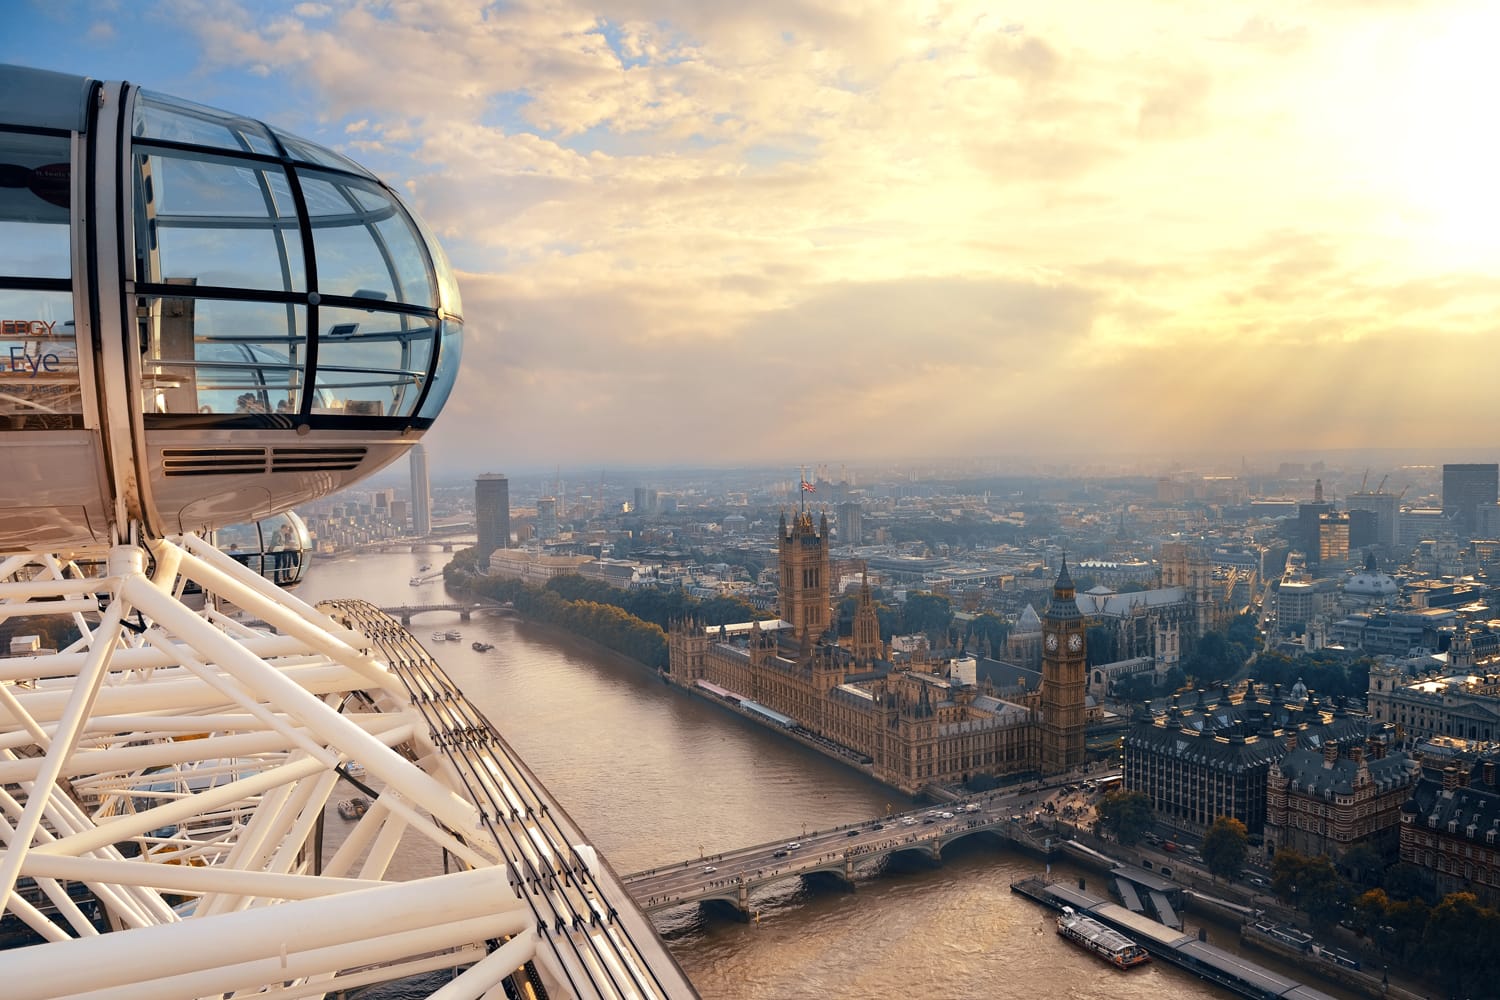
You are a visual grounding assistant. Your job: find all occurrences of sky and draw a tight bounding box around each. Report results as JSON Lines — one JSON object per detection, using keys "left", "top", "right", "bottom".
{"left": 6, "top": 0, "right": 1500, "bottom": 476}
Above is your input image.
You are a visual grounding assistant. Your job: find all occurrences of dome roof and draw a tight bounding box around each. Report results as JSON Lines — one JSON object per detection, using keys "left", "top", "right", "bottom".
{"left": 1345, "top": 572, "right": 1399, "bottom": 597}
{"left": 1016, "top": 604, "right": 1042, "bottom": 633}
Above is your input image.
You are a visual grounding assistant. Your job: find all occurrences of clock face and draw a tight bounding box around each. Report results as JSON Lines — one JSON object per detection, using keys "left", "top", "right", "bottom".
{"left": 1045, "top": 632, "right": 1058, "bottom": 651}
{"left": 1068, "top": 633, "right": 1084, "bottom": 653}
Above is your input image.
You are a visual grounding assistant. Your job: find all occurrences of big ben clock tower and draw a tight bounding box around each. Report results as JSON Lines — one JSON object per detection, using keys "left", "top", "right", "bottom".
{"left": 1041, "top": 556, "right": 1087, "bottom": 776}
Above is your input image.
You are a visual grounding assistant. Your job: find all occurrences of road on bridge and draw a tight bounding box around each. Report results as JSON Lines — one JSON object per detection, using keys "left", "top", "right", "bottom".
{"left": 622, "top": 770, "right": 1118, "bottom": 914}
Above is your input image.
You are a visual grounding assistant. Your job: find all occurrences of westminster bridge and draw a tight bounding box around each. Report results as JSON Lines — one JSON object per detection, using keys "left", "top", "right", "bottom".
{"left": 621, "top": 797, "right": 1061, "bottom": 918}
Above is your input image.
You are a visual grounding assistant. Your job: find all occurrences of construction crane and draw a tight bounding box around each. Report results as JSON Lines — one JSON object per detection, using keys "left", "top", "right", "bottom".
{"left": 1360, "top": 468, "right": 1369, "bottom": 492}
{"left": 1376, "top": 474, "right": 1389, "bottom": 494}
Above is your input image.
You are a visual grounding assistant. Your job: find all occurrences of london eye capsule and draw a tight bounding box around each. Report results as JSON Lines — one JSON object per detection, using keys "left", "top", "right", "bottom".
{"left": 0, "top": 64, "right": 462, "bottom": 549}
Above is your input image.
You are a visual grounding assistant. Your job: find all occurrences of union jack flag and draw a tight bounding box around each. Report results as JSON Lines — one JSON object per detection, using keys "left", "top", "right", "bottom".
{"left": 800, "top": 480, "right": 816, "bottom": 493}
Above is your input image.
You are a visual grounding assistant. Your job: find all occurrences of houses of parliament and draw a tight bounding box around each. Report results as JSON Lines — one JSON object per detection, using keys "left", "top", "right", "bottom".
{"left": 667, "top": 509, "right": 1087, "bottom": 794}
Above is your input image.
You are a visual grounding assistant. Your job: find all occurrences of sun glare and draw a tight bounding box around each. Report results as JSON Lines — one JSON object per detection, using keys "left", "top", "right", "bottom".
{"left": 1381, "top": 6, "right": 1500, "bottom": 268}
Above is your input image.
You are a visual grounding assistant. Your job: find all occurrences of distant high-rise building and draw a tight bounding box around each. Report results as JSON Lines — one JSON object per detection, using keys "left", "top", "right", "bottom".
{"left": 632, "top": 487, "right": 658, "bottom": 515}
{"left": 409, "top": 444, "right": 432, "bottom": 536}
{"left": 1297, "top": 479, "right": 1333, "bottom": 564}
{"left": 475, "top": 474, "right": 510, "bottom": 561}
{"left": 1318, "top": 512, "right": 1350, "bottom": 567}
{"left": 1401, "top": 507, "right": 1450, "bottom": 548}
{"left": 1443, "top": 463, "right": 1499, "bottom": 536}
{"left": 1347, "top": 489, "right": 1399, "bottom": 549}
{"left": 1347, "top": 508, "right": 1378, "bottom": 550}
{"left": 536, "top": 497, "right": 558, "bottom": 540}
{"left": 837, "top": 501, "right": 863, "bottom": 546}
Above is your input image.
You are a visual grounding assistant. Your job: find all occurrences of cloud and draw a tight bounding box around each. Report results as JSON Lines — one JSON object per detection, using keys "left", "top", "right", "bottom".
{"left": 143, "top": 0, "right": 1500, "bottom": 469}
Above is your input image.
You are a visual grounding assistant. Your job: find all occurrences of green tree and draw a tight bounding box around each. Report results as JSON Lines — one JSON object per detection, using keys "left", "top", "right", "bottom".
{"left": 1096, "top": 790, "right": 1153, "bottom": 845}
{"left": 1382, "top": 862, "right": 1429, "bottom": 902}
{"left": 901, "top": 592, "right": 953, "bottom": 643}
{"left": 1202, "top": 816, "right": 1249, "bottom": 880}
{"left": 1352, "top": 887, "right": 1389, "bottom": 937}
{"left": 1117, "top": 672, "right": 1157, "bottom": 702}
{"left": 1340, "top": 842, "right": 1385, "bottom": 888}
{"left": 1384, "top": 896, "right": 1429, "bottom": 962}
{"left": 1419, "top": 893, "right": 1500, "bottom": 997}
{"left": 1270, "top": 849, "right": 1349, "bottom": 929}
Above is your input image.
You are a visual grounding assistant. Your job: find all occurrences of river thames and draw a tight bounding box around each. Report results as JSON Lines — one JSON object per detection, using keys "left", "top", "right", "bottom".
{"left": 297, "top": 549, "right": 1356, "bottom": 1000}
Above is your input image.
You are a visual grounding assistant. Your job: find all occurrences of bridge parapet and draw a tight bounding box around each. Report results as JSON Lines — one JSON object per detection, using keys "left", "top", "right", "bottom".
{"left": 624, "top": 804, "right": 1066, "bottom": 918}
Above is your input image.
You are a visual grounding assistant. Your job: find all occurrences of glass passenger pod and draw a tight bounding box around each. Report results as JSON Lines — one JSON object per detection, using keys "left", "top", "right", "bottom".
{"left": 128, "top": 88, "right": 463, "bottom": 535}
{"left": 212, "top": 511, "right": 312, "bottom": 589}
{"left": 0, "top": 64, "right": 464, "bottom": 549}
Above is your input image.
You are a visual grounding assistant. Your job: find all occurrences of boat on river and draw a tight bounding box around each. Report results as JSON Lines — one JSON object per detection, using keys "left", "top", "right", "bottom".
{"left": 445, "top": 630, "right": 462, "bottom": 641}
{"left": 431, "top": 632, "right": 446, "bottom": 642}
{"left": 1056, "top": 907, "right": 1150, "bottom": 969}
{"left": 472, "top": 641, "right": 494, "bottom": 652}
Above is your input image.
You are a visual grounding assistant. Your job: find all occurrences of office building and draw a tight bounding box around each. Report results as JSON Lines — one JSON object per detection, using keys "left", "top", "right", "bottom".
{"left": 1444, "top": 464, "right": 1499, "bottom": 536}
{"left": 1296, "top": 479, "right": 1333, "bottom": 564}
{"left": 1318, "top": 512, "right": 1350, "bottom": 567}
{"left": 632, "top": 487, "right": 658, "bottom": 515}
{"left": 1347, "top": 489, "right": 1399, "bottom": 549}
{"left": 837, "top": 501, "right": 863, "bottom": 546}
{"left": 1400, "top": 753, "right": 1500, "bottom": 907}
{"left": 409, "top": 443, "right": 432, "bottom": 535}
{"left": 1124, "top": 687, "right": 1368, "bottom": 835}
{"left": 475, "top": 473, "right": 510, "bottom": 561}
{"left": 1347, "top": 508, "right": 1377, "bottom": 550}
{"left": 537, "top": 496, "right": 558, "bottom": 540}
{"left": 1265, "top": 734, "right": 1417, "bottom": 862}
{"left": 1401, "top": 507, "right": 1452, "bottom": 548}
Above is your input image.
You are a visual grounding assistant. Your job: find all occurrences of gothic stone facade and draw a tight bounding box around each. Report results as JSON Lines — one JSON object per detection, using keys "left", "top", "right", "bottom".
{"left": 666, "top": 515, "right": 1082, "bottom": 794}
{"left": 668, "top": 622, "right": 1038, "bottom": 794}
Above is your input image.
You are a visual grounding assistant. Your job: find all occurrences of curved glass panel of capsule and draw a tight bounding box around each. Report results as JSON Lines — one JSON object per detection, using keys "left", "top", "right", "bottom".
{"left": 0, "top": 129, "right": 83, "bottom": 429}
{"left": 214, "top": 511, "right": 312, "bottom": 588}
{"left": 130, "top": 90, "right": 458, "bottom": 427}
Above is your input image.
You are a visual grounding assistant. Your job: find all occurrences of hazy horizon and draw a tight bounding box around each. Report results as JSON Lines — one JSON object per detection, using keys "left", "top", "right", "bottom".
{"left": 8, "top": 2, "right": 1500, "bottom": 473}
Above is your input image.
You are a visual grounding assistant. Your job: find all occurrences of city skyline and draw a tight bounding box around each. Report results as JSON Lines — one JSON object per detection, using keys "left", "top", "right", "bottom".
{"left": 7, "top": 2, "right": 1500, "bottom": 471}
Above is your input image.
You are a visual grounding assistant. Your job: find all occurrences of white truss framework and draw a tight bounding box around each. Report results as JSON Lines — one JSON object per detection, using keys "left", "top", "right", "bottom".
{"left": 0, "top": 536, "right": 695, "bottom": 1000}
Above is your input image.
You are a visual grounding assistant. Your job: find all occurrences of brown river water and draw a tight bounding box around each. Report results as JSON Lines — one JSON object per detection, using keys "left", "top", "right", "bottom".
{"left": 297, "top": 550, "right": 1363, "bottom": 1000}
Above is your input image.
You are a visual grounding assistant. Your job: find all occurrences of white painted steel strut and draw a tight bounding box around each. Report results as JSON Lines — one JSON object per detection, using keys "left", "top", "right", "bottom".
{"left": 0, "top": 537, "right": 697, "bottom": 999}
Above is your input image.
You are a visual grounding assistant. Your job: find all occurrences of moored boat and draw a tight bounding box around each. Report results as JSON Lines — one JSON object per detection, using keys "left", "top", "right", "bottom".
{"left": 431, "top": 632, "right": 446, "bottom": 642}
{"left": 1056, "top": 907, "right": 1150, "bottom": 969}
{"left": 445, "top": 630, "right": 462, "bottom": 640}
